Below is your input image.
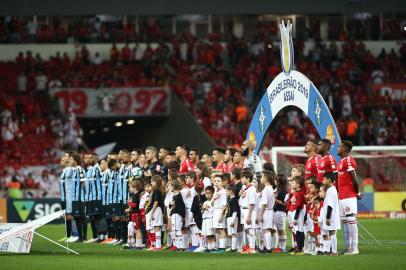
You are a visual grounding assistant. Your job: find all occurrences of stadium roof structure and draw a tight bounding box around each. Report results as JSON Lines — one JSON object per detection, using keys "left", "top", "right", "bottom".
{"left": 2, "top": 0, "right": 406, "bottom": 15}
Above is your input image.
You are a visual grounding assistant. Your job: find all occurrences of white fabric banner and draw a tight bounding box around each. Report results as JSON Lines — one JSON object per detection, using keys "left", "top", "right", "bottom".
{"left": 0, "top": 223, "right": 34, "bottom": 253}
{"left": 0, "top": 210, "right": 65, "bottom": 246}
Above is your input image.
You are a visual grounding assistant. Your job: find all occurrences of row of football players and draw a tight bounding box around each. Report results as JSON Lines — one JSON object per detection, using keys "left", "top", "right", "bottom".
{"left": 58, "top": 141, "right": 263, "bottom": 244}
{"left": 58, "top": 138, "right": 360, "bottom": 255}
{"left": 122, "top": 140, "right": 358, "bottom": 255}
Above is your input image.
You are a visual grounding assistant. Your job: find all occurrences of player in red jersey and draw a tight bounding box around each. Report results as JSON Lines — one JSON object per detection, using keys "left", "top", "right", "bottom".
{"left": 316, "top": 139, "right": 338, "bottom": 182}
{"left": 176, "top": 145, "right": 195, "bottom": 174}
{"left": 290, "top": 176, "right": 306, "bottom": 255}
{"left": 304, "top": 139, "right": 321, "bottom": 181}
{"left": 337, "top": 140, "right": 361, "bottom": 255}
{"left": 225, "top": 147, "right": 237, "bottom": 172}
{"left": 232, "top": 150, "right": 245, "bottom": 169}
{"left": 212, "top": 147, "right": 229, "bottom": 173}
{"left": 189, "top": 148, "right": 200, "bottom": 165}
{"left": 310, "top": 196, "right": 323, "bottom": 255}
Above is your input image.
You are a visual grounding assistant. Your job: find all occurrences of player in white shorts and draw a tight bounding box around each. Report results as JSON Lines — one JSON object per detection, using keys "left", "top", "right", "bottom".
{"left": 319, "top": 172, "right": 341, "bottom": 255}
{"left": 169, "top": 180, "right": 186, "bottom": 251}
{"left": 202, "top": 186, "right": 215, "bottom": 251}
{"left": 226, "top": 185, "right": 239, "bottom": 252}
{"left": 148, "top": 175, "right": 164, "bottom": 250}
{"left": 179, "top": 174, "right": 195, "bottom": 250}
{"left": 211, "top": 174, "right": 227, "bottom": 253}
{"left": 164, "top": 179, "right": 174, "bottom": 248}
{"left": 337, "top": 140, "right": 361, "bottom": 255}
{"left": 257, "top": 171, "right": 276, "bottom": 253}
{"left": 273, "top": 174, "right": 288, "bottom": 252}
{"left": 255, "top": 189, "right": 263, "bottom": 251}
{"left": 240, "top": 170, "right": 257, "bottom": 254}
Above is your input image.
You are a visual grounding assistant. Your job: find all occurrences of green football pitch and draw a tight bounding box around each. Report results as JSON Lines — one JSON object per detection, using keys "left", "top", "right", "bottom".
{"left": 1, "top": 219, "right": 406, "bottom": 270}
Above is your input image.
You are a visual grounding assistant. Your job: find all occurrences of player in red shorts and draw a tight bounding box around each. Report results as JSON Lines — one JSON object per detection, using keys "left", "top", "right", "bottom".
{"left": 316, "top": 139, "right": 338, "bottom": 182}
{"left": 304, "top": 139, "right": 321, "bottom": 181}
{"left": 123, "top": 180, "right": 143, "bottom": 249}
{"left": 310, "top": 196, "right": 323, "bottom": 255}
{"left": 337, "top": 140, "right": 362, "bottom": 255}
{"left": 176, "top": 144, "right": 195, "bottom": 174}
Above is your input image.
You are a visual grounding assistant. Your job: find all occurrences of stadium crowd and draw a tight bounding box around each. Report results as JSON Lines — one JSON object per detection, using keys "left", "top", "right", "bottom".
{"left": 0, "top": 16, "right": 405, "bottom": 43}
{"left": 57, "top": 138, "right": 361, "bottom": 256}
{"left": 0, "top": 18, "right": 405, "bottom": 192}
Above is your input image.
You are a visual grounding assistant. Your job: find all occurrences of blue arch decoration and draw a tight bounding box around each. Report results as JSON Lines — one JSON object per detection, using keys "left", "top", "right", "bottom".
{"left": 246, "top": 70, "right": 342, "bottom": 161}
{"left": 246, "top": 21, "right": 341, "bottom": 162}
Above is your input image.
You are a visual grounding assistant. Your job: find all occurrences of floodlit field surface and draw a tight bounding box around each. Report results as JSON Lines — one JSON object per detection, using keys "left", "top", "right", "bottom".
{"left": 1, "top": 220, "right": 406, "bottom": 270}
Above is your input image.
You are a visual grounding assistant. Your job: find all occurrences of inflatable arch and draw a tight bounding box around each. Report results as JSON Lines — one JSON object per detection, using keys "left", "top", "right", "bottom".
{"left": 246, "top": 21, "right": 341, "bottom": 161}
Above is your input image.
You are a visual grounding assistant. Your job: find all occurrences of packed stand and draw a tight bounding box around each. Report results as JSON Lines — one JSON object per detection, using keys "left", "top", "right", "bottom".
{"left": 4, "top": 35, "right": 405, "bottom": 147}
{"left": 0, "top": 56, "right": 86, "bottom": 193}
{"left": 0, "top": 16, "right": 405, "bottom": 44}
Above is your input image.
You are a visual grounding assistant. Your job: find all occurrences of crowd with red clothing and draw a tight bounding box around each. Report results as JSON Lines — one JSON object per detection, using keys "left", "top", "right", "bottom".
{"left": 7, "top": 37, "right": 405, "bottom": 148}
{"left": 1, "top": 20, "right": 405, "bottom": 177}
{"left": 1, "top": 16, "right": 405, "bottom": 44}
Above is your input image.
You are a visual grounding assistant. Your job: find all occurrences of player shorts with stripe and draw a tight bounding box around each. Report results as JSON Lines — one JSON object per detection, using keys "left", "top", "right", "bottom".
{"left": 304, "top": 214, "right": 314, "bottom": 234}
{"left": 262, "top": 209, "right": 274, "bottom": 230}
{"left": 226, "top": 216, "right": 238, "bottom": 235}
{"left": 146, "top": 207, "right": 163, "bottom": 230}
{"left": 292, "top": 208, "right": 306, "bottom": 233}
{"left": 171, "top": 213, "right": 183, "bottom": 232}
{"left": 201, "top": 218, "right": 215, "bottom": 236}
{"left": 184, "top": 208, "right": 194, "bottom": 227}
{"left": 339, "top": 197, "right": 358, "bottom": 217}
{"left": 241, "top": 208, "right": 256, "bottom": 229}
{"left": 213, "top": 208, "right": 226, "bottom": 229}
{"left": 130, "top": 212, "right": 143, "bottom": 230}
{"left": 287, "top": 211, "right": 295, "bottom": 230}
{"left": 274, "top": 211, "right": 286, "bottom": 230}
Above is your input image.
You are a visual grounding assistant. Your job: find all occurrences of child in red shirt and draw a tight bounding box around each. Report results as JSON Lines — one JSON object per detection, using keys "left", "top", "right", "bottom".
{"left": 290, "top": 176, "right": 306, "bottom": 255}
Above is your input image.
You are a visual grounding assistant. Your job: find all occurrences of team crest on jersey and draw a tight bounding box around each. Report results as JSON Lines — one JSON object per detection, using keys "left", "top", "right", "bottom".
{"left": 314, "top": 97, "right": 322, "bottom": 126}
{"left": 259, "top": 105, "right": 266, "bottom": 133}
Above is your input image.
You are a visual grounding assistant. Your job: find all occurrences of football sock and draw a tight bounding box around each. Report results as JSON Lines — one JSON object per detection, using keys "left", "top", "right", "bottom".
{"left": 296, "top": 231, "right": 304, "bottom": 252}
{"left": 248, "top": 229, "right": 255, "bottom": 249}
{"left": 265, "top": 231, "right": 272, "bottom": 250}
{"left": 279, "top": 234, "right": 287, "bottom": 249}
{"left": 231, "top": 236, "right": 237, "bottom": 250}
{"left": 348, "top": 218, "right": 359, "bottom": 252}
{"left": 155, "top": 230, "right": 162, "bottom": 248}
{"left": 219, "top": 238, "right": 226, "bottom": 249}
{"left": 237, "top": 232, "right": 243, "bottom": 250}
{"left": 330, "top": 234, "right": 337, "bottom": 253}
{"left": 272, "top": 233, "right": 278, "bottom": 249}
{"left": 323, "top": 238, "right": 331, "bottom": 253}
{"left": 66, "top": 219, "right": 72, "bottom": 237}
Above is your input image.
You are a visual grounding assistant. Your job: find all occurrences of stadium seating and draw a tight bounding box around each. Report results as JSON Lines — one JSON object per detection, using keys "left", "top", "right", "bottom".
{"left": 1, "top": 17, "right": 405, "bottom": 186}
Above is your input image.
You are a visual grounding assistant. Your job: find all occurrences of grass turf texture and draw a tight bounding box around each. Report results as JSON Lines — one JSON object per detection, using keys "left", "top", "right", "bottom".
{"left": 1, "top": 219, "right": 406, "bottom": 270}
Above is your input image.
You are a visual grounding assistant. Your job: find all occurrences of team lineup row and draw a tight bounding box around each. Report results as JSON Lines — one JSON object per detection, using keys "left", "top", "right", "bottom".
{"left": 58, "top": 139, "right": 361, "bottom": 255}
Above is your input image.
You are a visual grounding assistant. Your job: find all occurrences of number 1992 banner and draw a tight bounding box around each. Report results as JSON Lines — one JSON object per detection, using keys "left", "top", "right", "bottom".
{"left": 50, "top": 87, "right": 170, "bottom": 117}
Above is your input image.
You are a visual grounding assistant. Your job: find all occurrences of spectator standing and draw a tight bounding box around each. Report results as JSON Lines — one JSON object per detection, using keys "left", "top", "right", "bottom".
{"left": 27, "top": 19, "right": 38, "bottom": 42}
{"left": 17, "top": 72, "right": 27, "bottom": 93}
